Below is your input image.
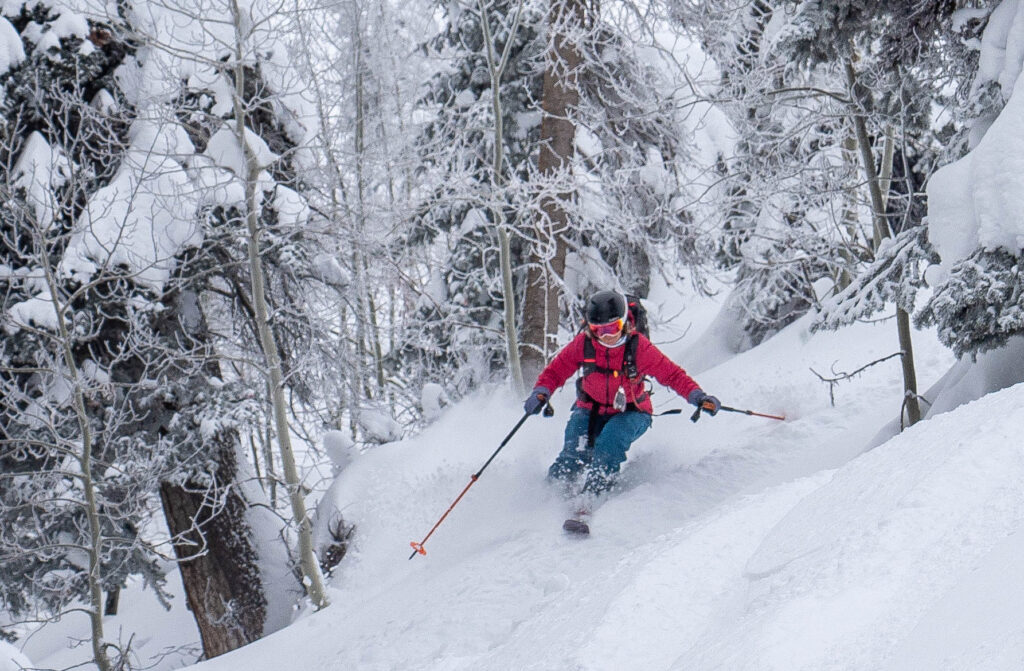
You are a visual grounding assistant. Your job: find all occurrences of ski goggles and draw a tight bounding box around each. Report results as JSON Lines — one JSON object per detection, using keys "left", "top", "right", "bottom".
{"left": 589, "top": 318, "right": 625, "bottom": 337}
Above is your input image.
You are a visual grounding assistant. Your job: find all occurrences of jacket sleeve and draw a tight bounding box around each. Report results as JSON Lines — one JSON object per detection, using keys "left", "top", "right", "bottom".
{"left": 635, "top": 335, "right": 701, "bottom": 400}
{"left": 534, "top": 333, "right": 585, "bottom": 393}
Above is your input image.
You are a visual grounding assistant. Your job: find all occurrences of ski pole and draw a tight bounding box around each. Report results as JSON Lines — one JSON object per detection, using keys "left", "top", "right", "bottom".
{"left": 690, "top": 401, "right": 786, "bottom": 423}
{"left": 408, "top": 404, "right": 547, "bottom": 559}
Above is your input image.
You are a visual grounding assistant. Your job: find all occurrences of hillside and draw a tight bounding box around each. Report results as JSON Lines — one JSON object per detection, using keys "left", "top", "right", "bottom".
{"left": 173, "top": 288, "right": 1024, "bottom": 671}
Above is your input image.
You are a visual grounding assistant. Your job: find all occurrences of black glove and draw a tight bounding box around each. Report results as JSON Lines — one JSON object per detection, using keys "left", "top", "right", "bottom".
{"left": 688, "top": 389, "right": 721, "bottom": 416}
{"left": 524, "top": 386, "right": 551, "bottom": 415}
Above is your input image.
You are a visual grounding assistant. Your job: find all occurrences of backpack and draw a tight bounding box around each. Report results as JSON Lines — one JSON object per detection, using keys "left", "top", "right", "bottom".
{"left": 624, "top": 294, "right": 649, "bottom": 339}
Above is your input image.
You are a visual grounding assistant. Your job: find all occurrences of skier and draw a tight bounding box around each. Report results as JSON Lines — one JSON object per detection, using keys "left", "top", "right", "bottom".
{"left": 523, "top": 290, "right": 720, "bottom": 497}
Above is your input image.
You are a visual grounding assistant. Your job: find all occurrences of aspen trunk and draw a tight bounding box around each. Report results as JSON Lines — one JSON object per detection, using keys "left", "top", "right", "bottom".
{"left": 478, "top": 0, "right": 526, "bottom": 392}
{"left": 230, "top": 0, "right": 329, "bottom": 608}
{"left": 40, "top": 254, "right": 112, "bottom": 671}
{"left": 846, "top": 61, "right": 921, "bottom": 427}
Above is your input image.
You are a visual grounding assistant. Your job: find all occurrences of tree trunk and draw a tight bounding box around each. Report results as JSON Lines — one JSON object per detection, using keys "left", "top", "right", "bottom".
{"left": 160, "top": 462, "right": 266, "bottom": 658}
{"left": 230, "top": 0, "right": 329, "bottom": 607}
{"left": 351, "top": 9, "right": 388, "bottom": 404}
{"left": 104, "top": 588, "right": 120, "bottom": 617}
{"left": 521, "top": 0, "right": 582, "bottom": 384}
{"left": 39, "top": 250, "right": 112, "bottom": 671}
{"left": 153, "top": 288, "right": 272, "bottom": 658}
{"left": 846, "top": 60, "right": 921, "bottom": 427}
{"left": 836, "top": 131, "right": 861, "bottom": 290}
{"left": 478, "top": 0, "right": 526, "bottom": 392}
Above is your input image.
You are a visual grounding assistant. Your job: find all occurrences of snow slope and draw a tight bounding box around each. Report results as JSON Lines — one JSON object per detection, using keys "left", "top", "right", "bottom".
{"left": 15, "top": 287, "right": 1024, "bottom": 670}
{"left": 171, "top": 300, "right": 1024, "bottom": 671}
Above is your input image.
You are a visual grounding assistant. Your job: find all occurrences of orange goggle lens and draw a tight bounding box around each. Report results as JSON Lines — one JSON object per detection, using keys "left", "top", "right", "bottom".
{"left": 589, "top": 319, "right": 624, "bottom": 337}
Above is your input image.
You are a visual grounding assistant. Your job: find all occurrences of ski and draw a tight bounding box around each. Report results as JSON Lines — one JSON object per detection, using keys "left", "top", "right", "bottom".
{"left": 562, "top": 517, "right": 590, "bottom": 535}
{"left": 562, "top": 501, "right": 592, "bottom": 536}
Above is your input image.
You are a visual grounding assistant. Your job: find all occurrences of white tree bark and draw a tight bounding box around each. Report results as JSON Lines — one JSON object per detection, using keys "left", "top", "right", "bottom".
{"left": 230, "top": 0, "right": 329, "bottom": 609}
{"left": 38, "top": 248, "right": 113, "bottom": 671}
{"left": 846, "top": 60, "right": 921, "bottom": 427}
{"left": 478, "top": 0, "right": 527, "bottom": 394}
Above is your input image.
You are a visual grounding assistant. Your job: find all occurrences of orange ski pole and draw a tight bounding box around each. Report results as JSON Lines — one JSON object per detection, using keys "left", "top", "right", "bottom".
{"left": 690, "top": 401, "right": 786, "bottom": 423}
{"left": 720, "top": 405, "right": 786, "bottom": 421}
{"left": 409, "top": 406, "right": 546, "bottom": 559}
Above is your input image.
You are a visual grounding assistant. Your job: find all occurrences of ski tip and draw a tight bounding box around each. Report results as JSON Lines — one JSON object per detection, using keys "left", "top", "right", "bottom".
{"left": 562, "top": 518, "right": 590, "bottom": 535}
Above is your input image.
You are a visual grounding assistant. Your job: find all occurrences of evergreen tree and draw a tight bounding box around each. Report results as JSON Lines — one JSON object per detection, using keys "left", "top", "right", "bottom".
{"left": 766, "top": 0, "right": 985, "bottom": 424}
{"left": 914, "top": 4, "right": 1024, "bottom": 360}
{"left": 403, "top": 0, "right": 546, "bottom": 394}
{"left": 135, "top": 0, "right": 336, "bottom": 634}
{"left": 0, "top": 8, "right": 169, "bottom": 667}
{"left": 672, "top": 0, "right": 974, "bottom": 351}
{"left": 673, "top": 1, "right": 870, "bottom": 345}
{"left": 787, "top": 0, "right": 985, "bottom": 329}
{"left": 0, "top": 0, "right": 335, "bottom": 659}
{"left": 565, "top": 7, "right": 702, "bottom": 313}
{"left": 918, "top": 248, "right": 1024, "bottom": 358}
{"left": 405, "top": 0, "right": 703, "bottom": 394}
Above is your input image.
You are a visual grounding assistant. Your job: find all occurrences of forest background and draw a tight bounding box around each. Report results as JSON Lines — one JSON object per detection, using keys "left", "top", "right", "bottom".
{"left": 2, "top": 0, "right": 1022, "bottom": 669}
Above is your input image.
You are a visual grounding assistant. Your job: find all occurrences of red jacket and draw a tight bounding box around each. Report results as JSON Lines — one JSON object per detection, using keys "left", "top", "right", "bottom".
{"left": 534, "top": 331, "right": 701, "bottom": 415}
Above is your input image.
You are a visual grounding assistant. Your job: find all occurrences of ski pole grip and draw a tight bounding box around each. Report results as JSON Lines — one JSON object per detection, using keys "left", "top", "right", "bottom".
{"left": 690, "top": 406, "right": 702, "bottom": 423}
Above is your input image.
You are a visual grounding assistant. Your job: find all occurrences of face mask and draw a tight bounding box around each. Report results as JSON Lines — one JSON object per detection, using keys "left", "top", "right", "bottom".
{"left": 598, "top": 333, "right": 627, "bottom": 348}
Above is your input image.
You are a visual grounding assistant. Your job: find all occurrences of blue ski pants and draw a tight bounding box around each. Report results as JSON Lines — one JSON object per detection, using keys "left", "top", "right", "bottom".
{"left": 547, "top": 407, "right": 652, "bottom": 493}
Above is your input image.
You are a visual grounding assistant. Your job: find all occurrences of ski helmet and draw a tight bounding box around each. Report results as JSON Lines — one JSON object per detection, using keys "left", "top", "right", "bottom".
{"left": 585, "top": 290, "right": 627, "bottom": 325}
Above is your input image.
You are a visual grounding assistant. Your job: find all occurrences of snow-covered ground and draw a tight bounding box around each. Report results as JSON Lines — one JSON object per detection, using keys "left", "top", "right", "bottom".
{"left": 13, "top": 280, "right": 1024, "bottom": 670}
{"left": 168, "top": 285, "right": 1017, "bottom": 670}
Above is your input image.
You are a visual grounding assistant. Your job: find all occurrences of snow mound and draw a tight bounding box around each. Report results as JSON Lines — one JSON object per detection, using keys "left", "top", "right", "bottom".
{"left": 698, "top": 382, "right": 1024, "bottom": 670}
{"left": 192, "top": 361, "right": 1024, "bottom": 671}
{"left": 0, "top": 641, "right": 32, "bottom": 671}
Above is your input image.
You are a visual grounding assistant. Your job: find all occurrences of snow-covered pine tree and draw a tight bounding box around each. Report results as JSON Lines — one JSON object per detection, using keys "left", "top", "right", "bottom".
{"left": 673, "top": 0, "right": 874, "bottom": 347}
{"left": 767, "top": 0, "right": 981, "bottom": 424}
{"left": 914, "top": 3, "right": 1024, "bottom": 360}
{"left": 918, "top": 248, "right": 1024, "bottom": 358}
{"left": 402, "top": 0, "right": 546, "bottom": 394}
{"left": 0, "top": 8, "right": 175, "bottom": 669}
{"left": 133, "top": 0, "right": 340, "bottom": 620}
{"left": 1, "top": 0, "right": 337, "bottom": 660}
{"left": 674, "top": 0, "right": 968, "bottom": 424}
{"left": 556, "top": 2, "right": 703, "bottom": 332}
{"left": 781, "top": 0, "right": 982, "bottom": 333}
{"left": 405, "top": 0, "right": 703, "bottom": 395}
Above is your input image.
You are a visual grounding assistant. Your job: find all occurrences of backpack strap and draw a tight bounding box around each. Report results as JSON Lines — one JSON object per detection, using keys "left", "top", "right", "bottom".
{"left": 579, "top": 333, "right": 641, "bottom": 379}
{"left": 623, "top": 333, "right": 639, "bottom": 379}
{"left": 576, "top": 333, "right": 648, "bottom": 413}
{"left": 581, "top": 335, "right": 597, "bottom": 376}
{"left": 576, "top": 342, "right": 650, "bottom": 446}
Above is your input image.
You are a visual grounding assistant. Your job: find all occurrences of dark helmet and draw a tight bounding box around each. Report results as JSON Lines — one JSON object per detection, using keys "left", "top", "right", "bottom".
{"left": 585, "top": 290, "right": 627, "bottom": 325}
